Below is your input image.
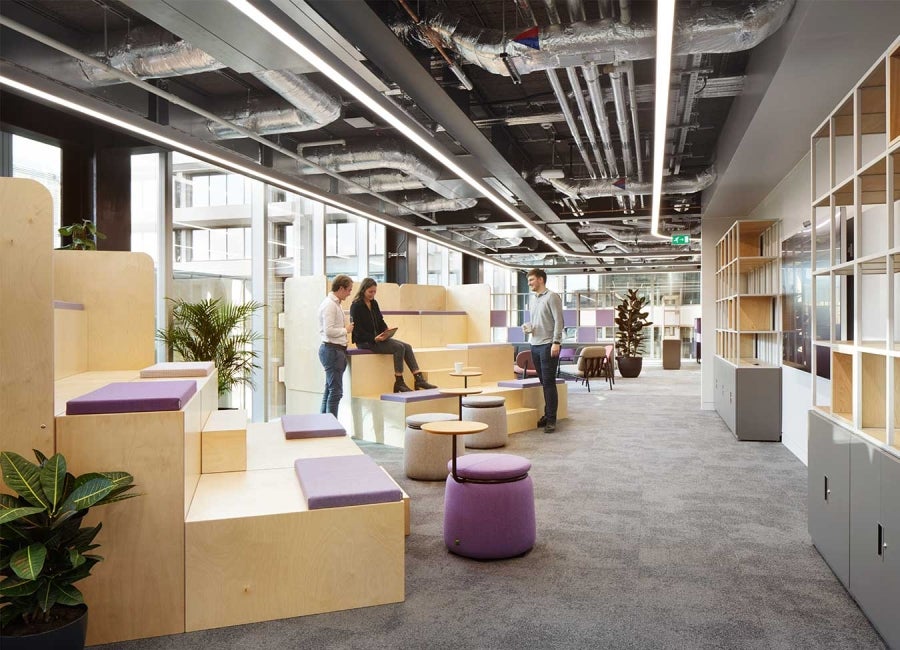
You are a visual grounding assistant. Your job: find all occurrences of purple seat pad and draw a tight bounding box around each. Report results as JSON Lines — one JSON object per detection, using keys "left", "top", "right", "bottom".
{"left": 66, "top": 380, "right": 197, "bottom": 415}
{"left": 294, "top": 455, "right": 402, "bottom": 509}
{"left": 496, "top": 378, "right": 565, "bottom": 388}
{"left": 380, "top": 389, "right": 444, "bottom": 403}
{"left": 346, "top": 348, "right": 375, "bottom": 356}
{"left": 450, "top": 453, "right": 531, "bottom": 481}
{"left": 281, "top": 413, "right": 346, "bottom": 439}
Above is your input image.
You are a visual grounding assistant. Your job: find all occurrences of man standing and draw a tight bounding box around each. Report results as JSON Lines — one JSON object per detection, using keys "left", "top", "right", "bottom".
{"left": 318, "top": 274, "right": 354, "bottom": 417}
{"left": 524, "top": 268, "right": 564, "bottom": 433}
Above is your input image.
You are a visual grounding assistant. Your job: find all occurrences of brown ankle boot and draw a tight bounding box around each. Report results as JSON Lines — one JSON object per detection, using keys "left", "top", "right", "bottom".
{"left": 414, "top": 372, "right": 437, "bottom": 390}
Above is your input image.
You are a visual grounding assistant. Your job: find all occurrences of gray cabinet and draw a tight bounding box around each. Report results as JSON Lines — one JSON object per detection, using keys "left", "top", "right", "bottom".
{"left": 715, "top": 357, "right": 781, "bottom": 441}
{"left": 849, "top": 437, "right": 881, "bottom": 616}
{"left": 879, "top": 453, "right": 900, "bottom": 648}
{"left": 808, "top": 410, "right": 850, "bottom": 588}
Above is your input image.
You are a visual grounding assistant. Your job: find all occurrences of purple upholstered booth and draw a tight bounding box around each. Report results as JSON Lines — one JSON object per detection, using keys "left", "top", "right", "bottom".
{"left": 443, "top": 453, "right": 536, "bottom": 560}
{"left": 281, "top": 413, "right": 346, "bottom": 439}
{"left": 293, "top": 455, "right": 402, "bottom": 509}
{"left": 66, "top": 380, "right": 197, "bottom": 415}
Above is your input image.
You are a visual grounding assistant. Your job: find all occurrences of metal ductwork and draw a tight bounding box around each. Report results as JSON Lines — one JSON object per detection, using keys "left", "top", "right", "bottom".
{"left": 335, "top": 171, "right": 427, "bottom": 194}
{"left": 538, "top": 166, "right": 716, "bottom": 199}
{"left": 582, "top": 223, "right": 701, "bottom": 245}
{"left": 76, "top": 28, "right": 341, "bottom": 137}
{"left": 300, "top": 139, "right": 442, "bottom": 184}
{"left": 210, "top": 70, "right": 341, "bottom": 138}
{"left": 392, "top": 0, "right": 794, "bottom": 77}
{"left": 388, "top": 192, "right": 477, "bottom": 213}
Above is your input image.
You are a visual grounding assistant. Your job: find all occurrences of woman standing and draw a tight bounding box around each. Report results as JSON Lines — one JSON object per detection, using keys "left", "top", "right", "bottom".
{"left": 349, "top": 278, "right": 437, "bottom": 393}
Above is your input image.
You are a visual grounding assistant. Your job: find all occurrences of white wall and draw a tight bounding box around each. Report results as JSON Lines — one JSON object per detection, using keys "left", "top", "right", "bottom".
{"left": 748, "top": 153, "right": 811, "bottom": 463}
{"left": 700, "top": 216, "right": 735, "bottom": 410}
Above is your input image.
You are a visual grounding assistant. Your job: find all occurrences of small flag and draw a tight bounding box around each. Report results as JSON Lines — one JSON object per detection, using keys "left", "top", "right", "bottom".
{"left": 612, "top": 177, "right": 627, "bottom": 190}
{"left": 513, "top": 26, "right": 540, "bottom": 50}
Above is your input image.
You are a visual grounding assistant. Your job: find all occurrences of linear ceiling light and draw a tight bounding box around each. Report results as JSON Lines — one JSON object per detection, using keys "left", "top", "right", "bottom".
{"left": 651, "top": 0, "right": 676, "bottom": 239}
{"left": 0, "top": 73, "right": 502, "bottom": 268}
{"left": 225, "top": 0, "right": 564, "bottom": 252}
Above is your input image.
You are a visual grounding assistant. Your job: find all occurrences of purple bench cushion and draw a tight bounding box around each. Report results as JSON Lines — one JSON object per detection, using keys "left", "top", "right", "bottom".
{"left": 380, "top": 389, "right": 444, "bottom": 403}
{"left": 346, "top": 348, "right": 374, "bottom": 356}
{"left": 294, "top": 455, "right": 402, "bottom": 509}
{"left": 281, "top": 413, "right": 346, "bottom": 439}
{"left": 450, "top": 453, "right": 531, "bottom": 481}
{"left": 496, "top": 378, "right": 565, "bottom": 388}
{"left": 66, "top": 380, "right": 197, "bottom": 415}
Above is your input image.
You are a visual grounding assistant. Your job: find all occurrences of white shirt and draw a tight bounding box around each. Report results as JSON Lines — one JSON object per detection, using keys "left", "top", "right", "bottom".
{"left": 318, "top": 293, "right": 348, "bottom": 345}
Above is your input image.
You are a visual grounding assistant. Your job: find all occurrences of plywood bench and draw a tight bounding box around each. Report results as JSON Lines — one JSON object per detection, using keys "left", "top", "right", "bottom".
{"left": 202, "top": 408, "right": 247, "bottom": 474}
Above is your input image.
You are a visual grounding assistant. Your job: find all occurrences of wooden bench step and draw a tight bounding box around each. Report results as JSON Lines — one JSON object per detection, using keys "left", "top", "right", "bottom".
{"left": 506, "top": 407, "right": 539, "bottom": 434}
{"left": 201, "top": 408, "right": 247, "bottom": 474}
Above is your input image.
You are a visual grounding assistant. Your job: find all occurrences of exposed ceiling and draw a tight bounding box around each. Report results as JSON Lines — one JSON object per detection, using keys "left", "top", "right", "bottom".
{"left": 1, "top": 0, "right": 897, "bottom": 272}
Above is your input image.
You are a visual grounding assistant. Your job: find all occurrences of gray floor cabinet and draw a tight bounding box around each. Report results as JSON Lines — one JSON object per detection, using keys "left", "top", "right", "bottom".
{"left": 715, "top": 356, "right": 781, "bottom": 441}
{"left": 809, "top": 410, "right": 900, "bottom": 648}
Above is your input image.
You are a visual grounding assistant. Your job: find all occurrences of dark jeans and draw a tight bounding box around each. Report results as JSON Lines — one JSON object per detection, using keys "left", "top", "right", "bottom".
{"left": 370, "top": 338, "right": 418, "bottom": 374}
{"left": 318, "top": 343, "right": 347, "bottom": 417}
{"left": 531, "top": 343, "right": 559, "bottom": 422}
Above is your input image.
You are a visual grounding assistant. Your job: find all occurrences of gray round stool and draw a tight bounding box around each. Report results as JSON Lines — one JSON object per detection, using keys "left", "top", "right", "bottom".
{"left": 462, "top": 395, "right": 508, "bottom": 449}
{"left": 404, "top": 412, "right": 461, "bottom": 480}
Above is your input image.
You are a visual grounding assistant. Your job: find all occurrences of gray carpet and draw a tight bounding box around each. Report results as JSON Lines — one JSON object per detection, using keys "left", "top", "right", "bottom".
{"left": 96, "top": 364, "right": 884, "bottom": 649}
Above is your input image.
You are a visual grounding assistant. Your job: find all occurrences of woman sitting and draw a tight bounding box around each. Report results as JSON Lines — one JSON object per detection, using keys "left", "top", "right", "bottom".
{"left": 350, "top": 278, "right": 438, "bottom": 393}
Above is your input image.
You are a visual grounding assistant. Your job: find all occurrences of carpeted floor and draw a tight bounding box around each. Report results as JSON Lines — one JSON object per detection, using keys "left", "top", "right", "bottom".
{"left": 96, "top": 363, "right": 885, "bottom": 649}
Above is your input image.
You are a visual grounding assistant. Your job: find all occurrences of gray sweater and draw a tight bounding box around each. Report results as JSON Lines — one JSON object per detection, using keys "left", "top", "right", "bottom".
{"left": 529, "top": 289, "right": 564, "bottom": 345}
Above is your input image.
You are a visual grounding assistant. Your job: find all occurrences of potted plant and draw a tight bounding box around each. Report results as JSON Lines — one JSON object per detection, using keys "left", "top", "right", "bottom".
{"left": 614, "top": 288, "right": 653, "bottom": 378}
{"left": 0, "top": 450, "right": 139, "bottom": 649}
{"left": 156, "top": 297, "right": 263, "bottom": 400}
{"left": 57, "top": 220, "right": 105, "bottom": 251}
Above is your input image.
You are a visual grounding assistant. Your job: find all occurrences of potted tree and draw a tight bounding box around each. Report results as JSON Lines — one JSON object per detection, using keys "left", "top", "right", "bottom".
{"left": 0, "top": 450, "right": 139, "bottom": 649}
{"left": 156, "top": 297, "right": 263, "bottom": 402}
{"left": 57, "top": 220, "right": 105, "bottom": 251}
{"left": 614, "top": 288, "right": 653, "bottom": 378}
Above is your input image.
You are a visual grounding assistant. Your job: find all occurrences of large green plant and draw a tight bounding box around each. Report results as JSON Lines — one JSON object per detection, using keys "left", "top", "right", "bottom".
{"left": 614, "top": 289, "right": 653, "bottom": 358}
{"left": 0, "top": 450, "right": 139, "bottom": 633}
{"left": 157, "top": 297, "right": 263, "bottom": 396}
{"left": 57, "top": 220, "right": 106, "bottom": 250}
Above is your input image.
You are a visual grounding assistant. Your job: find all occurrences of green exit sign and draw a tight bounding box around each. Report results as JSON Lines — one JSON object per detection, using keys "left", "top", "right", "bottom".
{"left": 671, "top": 234, "right": 691, "bottom": 245}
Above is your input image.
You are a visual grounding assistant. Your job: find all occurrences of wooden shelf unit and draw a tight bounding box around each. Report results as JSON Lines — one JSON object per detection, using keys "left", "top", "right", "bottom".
{"left": 807, "top": 36, "right": 900, "bottom": 650}
{"left": 714, "top": 219, "right": 782, "bottom": 441}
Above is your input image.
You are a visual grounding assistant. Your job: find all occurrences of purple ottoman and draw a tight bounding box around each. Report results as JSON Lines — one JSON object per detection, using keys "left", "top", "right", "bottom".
{"left": 443, "top": 454, "right": 535, "bottom": 560}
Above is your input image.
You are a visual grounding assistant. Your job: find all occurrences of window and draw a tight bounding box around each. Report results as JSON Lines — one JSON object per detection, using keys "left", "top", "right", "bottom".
{"left": 11, "top": 134, "right": 62, "bottom": 247}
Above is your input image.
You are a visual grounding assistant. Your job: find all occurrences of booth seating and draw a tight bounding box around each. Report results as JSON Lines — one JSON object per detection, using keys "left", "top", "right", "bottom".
{"left": 404, "top": 412, "right": 461, "bottom": 480}
{"left": 293, "top": 455, "right": 403, "bottom": 509}
{"left": 443, "top": 454, "right": 536, "bottom": 560}
{"left": 462, "top": 395, "right": 508, "bottom": 448}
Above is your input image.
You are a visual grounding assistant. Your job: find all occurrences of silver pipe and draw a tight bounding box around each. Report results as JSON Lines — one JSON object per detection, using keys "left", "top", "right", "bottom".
{"left": 566, "top": 68, "right": 607, "bottom": 177}
{"left": 546, "top": 69, "right": 597, "bottom": 179}
{"left": 625, "top": 61, "right": 644, "bottom": 183}
{"left": 566, "top": 0, "right": 586, "bottom": 22}
{"left": 608, "top": 70, "right": 634, "bottom": 177}
{"left": 582, "top": 64, "right": 620, "bottom": 177}
{"left": 618, "top": 0, "right": 631, "bottom": 25}
{"left": 673, "top": 54, "right": 702, "bottom": 175}
{"left": 538, "top": 167, "right": 716, "bottom": 198}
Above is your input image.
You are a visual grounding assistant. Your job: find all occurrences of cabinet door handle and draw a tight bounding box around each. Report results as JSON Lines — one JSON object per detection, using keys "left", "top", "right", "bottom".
{"left": 877, "top": 522, "right": 883, "bottom": 557}
{"left": 824, "top": 475, "right": 830, "bottom": 501}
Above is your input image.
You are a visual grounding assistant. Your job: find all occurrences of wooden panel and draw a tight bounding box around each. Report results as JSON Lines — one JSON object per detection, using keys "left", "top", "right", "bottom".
{"left": 371, "top": 282, "right": 400, "bottom": 310}
{"left": 185, "top": 473, "right": 404, "bottom": 631}
{"left": 738, "top": 296, "right": 774, "bottom": 331}
{"left": 0, "top": 178, "right": 54, "bottom": 458}
{"left": 861, "top": 353, "right": 886, "bottom": 429}
{"left": 55, "top": 409, "right": 189, "bottom": 644}
{"left": 54, "top": 307, "right": 88, "bottom": 379}
{"left": 462, "top": 344, "right": 516, "bottom": 383}
{"left": 832, "top": 351, "right": 853, "bottom": 421}
{"left": 447, "top": 283, "right": 491, "bottom": 341}
{"left": 284, "top": 275, "right": 328, "bottom": 392}
{"left": 53, "top": 250, "right": 155, "bottom": 370}
{"left": 202, "top": 408, "right": 247, "bottom": 474}
{"left": 399, "top": 283, "right": 444, "bottom": 311}
{"left": 891, "top": 50, "right": 900, "bottom": 141}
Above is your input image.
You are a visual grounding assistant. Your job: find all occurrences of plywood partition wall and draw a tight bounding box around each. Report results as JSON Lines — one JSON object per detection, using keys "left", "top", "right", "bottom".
{"left": 284, "top": 275, "right": 329, "bottom": 394}
{"left": 1, "top": 178, "right": 54, "bottom": 458}
{"left": 447, "top": 284, "right": 491, "bottom": 342}
{"left": 371, "top": 282, "right": 400, "bottom": 310}
{"left": 53, "top": 250, "right": 155, "bottom": 371}
{"left": 399, "top": 283, "right": 444, "bottom": 310}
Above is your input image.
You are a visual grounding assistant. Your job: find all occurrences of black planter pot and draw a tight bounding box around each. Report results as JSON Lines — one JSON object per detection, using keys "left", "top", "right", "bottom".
{"left": 617, "top": 356, "right": 643, "bottom": 378}
{"left": 1, "top": 606, "right": 88, "bottom": 650}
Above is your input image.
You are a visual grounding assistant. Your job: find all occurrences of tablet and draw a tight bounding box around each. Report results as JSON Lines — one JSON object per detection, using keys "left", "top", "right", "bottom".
{"left": 379, "top": 327, "right": 398, "bottom": 340}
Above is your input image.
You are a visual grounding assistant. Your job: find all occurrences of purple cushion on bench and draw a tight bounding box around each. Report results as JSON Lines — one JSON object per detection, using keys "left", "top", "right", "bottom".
{"left": 294, "top": 455, "right": 402, "bottom": 509}
{"left": 281, "top": 413, "right": 346, "bottom": 439}
{"left": 66, "top": 380, "right": 197, "bottom": 415}
{"left": 346, "top": 348, "right": 375, "bottom": 356}
{"left": 496, "top": 378, "right": 565, "bottom": 388}
{"left": 380, "top": 389, "right": 445, "bottom": 403}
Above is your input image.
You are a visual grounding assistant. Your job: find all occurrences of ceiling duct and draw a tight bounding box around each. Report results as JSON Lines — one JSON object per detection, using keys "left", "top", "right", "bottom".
{"left": 538, "top": 166, "right": 716, "bottom": 199}
{"left": 392, "top": 0, "right": 794, "bottom": 77}
{"left": 329, "top": 170, "right": 427, "bottom": 194}
{"left": 300, "top": 138, "right": 442, "bottom": 182}
{"left": 387, "top": 192, "right": 477, "bottom": 213}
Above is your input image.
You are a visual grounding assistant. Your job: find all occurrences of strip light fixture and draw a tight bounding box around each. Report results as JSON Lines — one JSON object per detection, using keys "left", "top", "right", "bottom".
{"left": 0, "top": 72, "right": 501, "bottom": 267}
{"left": 651, "top": 0, "right": 677, "bottom": 238}
{"left": 225, "top": 0, "right": 569, "bottom": 254}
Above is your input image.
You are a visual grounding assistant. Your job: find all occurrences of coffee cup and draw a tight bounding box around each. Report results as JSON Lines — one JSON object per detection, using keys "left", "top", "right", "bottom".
{"left": 454, "top": 362, "right": 464, "bottom": 373}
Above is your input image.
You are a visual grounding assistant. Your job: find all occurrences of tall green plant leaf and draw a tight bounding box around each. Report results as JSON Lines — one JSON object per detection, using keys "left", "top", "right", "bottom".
{"left": 39, "top": 453, "right": 66, "bottom": 511}
{"left": 10, "top": 543, "right": 46, "bottom": 580}
{"left": 0, "top": 575, "right": 42, "bottom": 597}
{"left": 0, "top": 505, "right": 45, "bottom": 525}
{"left": 0, "top": 452, "right": 49, "bottom": 508}
{"left": 59, "top": 477, "right": 116, "bottom": 513}
{"left": 52, "top": 582, "right": 84, "bottom": 606}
